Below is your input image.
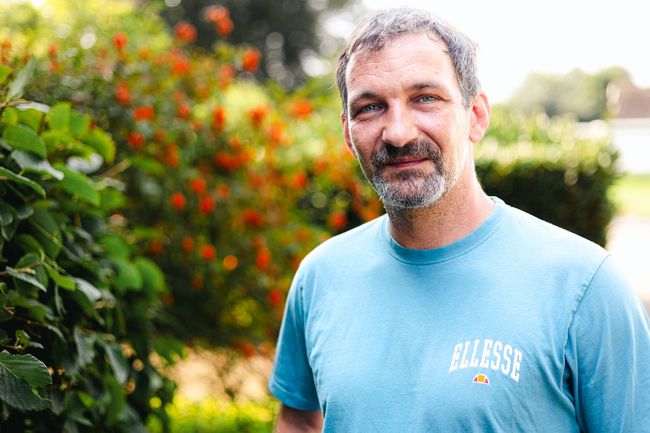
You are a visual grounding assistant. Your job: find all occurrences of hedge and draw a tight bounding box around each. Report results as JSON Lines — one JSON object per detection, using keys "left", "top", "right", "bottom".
{"left": 0, "top": 60, "right": 176, "bottom": 433}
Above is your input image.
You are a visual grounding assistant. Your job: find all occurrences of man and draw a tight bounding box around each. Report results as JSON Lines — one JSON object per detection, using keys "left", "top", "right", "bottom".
{"left": 269, "top": 7, "right": 650, "bottom": 432}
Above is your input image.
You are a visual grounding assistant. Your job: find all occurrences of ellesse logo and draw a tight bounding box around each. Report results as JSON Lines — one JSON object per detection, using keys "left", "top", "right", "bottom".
{"left": 448, "top": 339, "right": 523, "bottom": 383}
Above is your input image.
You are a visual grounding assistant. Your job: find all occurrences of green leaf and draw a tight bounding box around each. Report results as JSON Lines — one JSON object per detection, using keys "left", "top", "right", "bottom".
{"left": 29, "top": 206, "right": 62, "bottom": 258}
{"left": 0, "top": 66, "right": 11, "bottom": 86}
{"left": 74, "top": 278, "right": 102, "bottom": 302}
{"left": 69, "top": 111, "right": 90, "bottom": 137}
{"left": 16, "top": 204, "right": 34, "bottom": 220}
{"left": 135, "top": 257, "right": 165, "bottom": 294}
{"left": 0, "top": 167, "right": 46, "bottom": 198}
{"left": 53, "top": 164, "right": 100, "bottom": 206}
{"left": 101, "top": 341, "right": 129, "bottom": 385}
{"left": 0, "top": 106, "right": 18, "bottom": 124}
{"left": 46, "top": 265, "right": 76, "bottom": 291}
{"left": 99, "top": 236, "right": 131, "bottom": 260}
{"left": 5, "top": 58, "right": 37, "bottom": 102}
{"left": 0, "top": 203, "right": 14, "bottom": 226}
{"left": 73, "top": 327, "right": 95, "bottom": 369}
{"left": 0, "top": 351, "right": 51, "bottom": 388}
{"left": 104, "top": 373, "right": 126, "bottom": 426}
{"left": 83, "top": 129, "right": 115, "bottom": 164}
{"left": 17, "top": 107, "right": 45, "bottom": 131}
{"left": 11, "top": 149, "right": 64, "bottom": 180}
{"left": 48, "top": 103, "right": 70, "bottom": 133}
{"left": 15, "top": 234, "right": 44, "bottom": 255}
{"left": 2, "top": 124, "right": 47, "bottom": 157}
{"left": 6, "top": 266, "right": 47, "bottom": 292}
{"left": 100, "top": 187, "right": 125, "bottom": 212}
{"left": 113, "top": 258, "right": 143, "bottom": 291}
{"left": 0, "top": 364, "right": 50, "bottom": 411}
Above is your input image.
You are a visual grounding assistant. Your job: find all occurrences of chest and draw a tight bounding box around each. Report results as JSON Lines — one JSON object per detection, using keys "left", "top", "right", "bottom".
{"left": 303, "top": 268, "right": 577, "bottom": 431}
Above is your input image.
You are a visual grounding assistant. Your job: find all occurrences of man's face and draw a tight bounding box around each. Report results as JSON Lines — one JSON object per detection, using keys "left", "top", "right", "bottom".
{"left": 342, "top": 32, "right": 483, "bottom": 209}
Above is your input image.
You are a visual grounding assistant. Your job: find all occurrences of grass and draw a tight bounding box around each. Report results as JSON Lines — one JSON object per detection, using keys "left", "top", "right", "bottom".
{"left": 609, "top": 175, "right": 650, "bottom": 217}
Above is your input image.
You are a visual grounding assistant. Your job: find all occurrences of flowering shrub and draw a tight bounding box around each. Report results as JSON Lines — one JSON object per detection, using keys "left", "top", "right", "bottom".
{"left": 8, "top": 2, "right": 379, "bottom": 354}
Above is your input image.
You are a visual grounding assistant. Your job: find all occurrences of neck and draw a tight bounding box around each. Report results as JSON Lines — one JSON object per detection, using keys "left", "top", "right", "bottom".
{"left": 385, "top": 176, "right": 494, "bottom": 250}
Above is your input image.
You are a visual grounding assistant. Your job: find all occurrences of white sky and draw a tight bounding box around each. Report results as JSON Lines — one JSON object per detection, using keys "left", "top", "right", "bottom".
{"left": 353, "top": 0, "right": 650, "bottom": 102}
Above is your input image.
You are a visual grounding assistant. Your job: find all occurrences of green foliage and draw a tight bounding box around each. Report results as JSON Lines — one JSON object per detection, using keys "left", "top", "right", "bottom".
{"left": 480, "top": 107, "right": 618, "bottom": 246}
{"left": 609, "top": 175, "right": 650, "bottom": 218}
{"left": 507, "top": 67, "right": 631, "bottom": 121}
{"left": 0, "top": 61, "right": 177, "bottom": 432}
{"left": 147, "top": 397, "right": 277, "bottom": 433}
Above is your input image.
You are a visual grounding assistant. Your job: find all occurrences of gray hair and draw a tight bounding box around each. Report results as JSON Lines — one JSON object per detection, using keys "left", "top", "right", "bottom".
{"left": 336, "top": 8, "right": 480, "bottom": 113}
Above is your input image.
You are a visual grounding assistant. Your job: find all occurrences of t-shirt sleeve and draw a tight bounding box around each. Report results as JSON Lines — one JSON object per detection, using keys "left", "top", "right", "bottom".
{"left": 268, "top": 272, "right": 321, "bottom": 411}
{"left": 565, "top": 255, "right": 650, "bottom": 433}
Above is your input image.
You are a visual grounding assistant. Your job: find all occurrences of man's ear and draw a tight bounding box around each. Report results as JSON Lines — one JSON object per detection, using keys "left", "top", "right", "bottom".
{"left": 341, "top": 112, "right": 358, "bottom": 158}
{"left": 468, "top": 92, "right": 490, "bottom": 144}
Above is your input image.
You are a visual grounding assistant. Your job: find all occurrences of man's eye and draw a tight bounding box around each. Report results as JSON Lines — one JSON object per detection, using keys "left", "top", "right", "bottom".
{"left": 359, "top": 104, "right": 380, "bottom": 113}
{"left": 418, "top": 95, "right": 438, "bottom": 103}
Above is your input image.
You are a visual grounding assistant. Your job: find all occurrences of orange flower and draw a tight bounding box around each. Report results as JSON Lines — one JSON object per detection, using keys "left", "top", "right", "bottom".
{"left": 291, "top": 172, "right": 308, "bottom": 189}
{"left": 150, "top": 240, "right": 164, "bottom": 256}
{"left": 256, "top": 248, "right": 271, "bottom": 270}
{"left": 113, "top": 32, "right": 127, "bottom": 53}
{"left": 241, "top": 48, "right": 261, "bottom": 72}
{"left": 133, "top": 105, "right": 154, "bottom": 121}
{"left": 289, "top": 100, "right": 313, "bottom": 119}
{"left": 177, "top": 102, "right": 191, "bottom": 119}
{"left": 328, "top": 210, "right": 348, "bottom": 231}
{"left": 219, "top": 64, "right": 235, "bottom": 89}
{"left": 222, "top": 255, "right": 238, "bottom": 271}
{"left": 268, "top": 121, "right": 285, "bottom": 145}
{"left": 174, "top": 21, "right": 197, "bottom": 43}
{"left": 127, "top": 132, "right": 145, "bottom": 149}
{"left": 215, "top": 18, "right": 234, "bottom": 38}
{"left": 47, "top": 43, "right": 58, "bottom": 59}
{"left": 205, "top": 6, "right": 234, "bottom": 37}
{"left": 248, "top": 106, "right": 268, "bottom": 127}
{"left": 268, "top": 289, "right": 283, "bottom": 306}
{"left": 164, "top": 143, "right": 180, "bottom": 167}
{"left": 181, "top": 236, "right": 194, "bottom": 251}
{"left": 200, "top": 244, "right": 216, "bottom": 261}
{"left": 198, "top": 196, "right": 215, "bottom": 214}
{"left": 190, "top": 178, "right": 207, "bottom": 195}
{"left": 171, "top": 50, "right": 190, "bottom": 75}
{"left": 217, "top": 184, "right": 230, "bottom": 198}
{"left": 212, "top": 106, "right": 226, "bottom": 133}
{"left": 205, "top": 5, "right": 229, "bottom": 23}
{"left": 170, "top": 192, "right": 186, "bottom": 210}
{"left": 242, "top": 208, "right": 264, "bottom": 227}
{"left": 115, "top": 81, "right": 131, "bottom": 106}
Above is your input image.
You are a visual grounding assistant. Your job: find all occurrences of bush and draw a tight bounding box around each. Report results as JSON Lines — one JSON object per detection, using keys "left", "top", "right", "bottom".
{"left": 147, "top": 397, "right": 276, "bottom": 433}
{"left": 479, "top": 108, "right": 618, "bottom": 246}
{"left": 0, "top": 60, "right": 176, "bottom": 432}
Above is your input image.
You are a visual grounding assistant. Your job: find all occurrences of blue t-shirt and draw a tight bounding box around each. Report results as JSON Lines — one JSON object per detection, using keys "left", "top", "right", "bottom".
{"left": 269, "top": 200, "right": 650, "bottom": 432}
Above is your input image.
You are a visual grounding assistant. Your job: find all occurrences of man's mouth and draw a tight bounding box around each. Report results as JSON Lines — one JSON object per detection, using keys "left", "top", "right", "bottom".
{"left": 384, "top": 158, "right": 430, "bottom": 169}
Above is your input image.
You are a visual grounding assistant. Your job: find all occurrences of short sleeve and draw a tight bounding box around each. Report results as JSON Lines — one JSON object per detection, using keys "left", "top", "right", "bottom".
{"left": 268, "top": 271, "right": 320, "bottom": 411}
{"left": 566, "top": 255, "right": 650, "bottom": 433}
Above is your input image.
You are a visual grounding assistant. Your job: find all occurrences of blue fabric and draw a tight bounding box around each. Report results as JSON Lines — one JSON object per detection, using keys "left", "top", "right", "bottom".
{"left": 269, "top": 199, "right": 650, "bottom": 432}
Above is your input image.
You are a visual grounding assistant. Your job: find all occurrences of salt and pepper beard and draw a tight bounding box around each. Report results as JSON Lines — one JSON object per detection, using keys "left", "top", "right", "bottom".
{"left": 363, "top": 139, "right": 454, "bottom": 209}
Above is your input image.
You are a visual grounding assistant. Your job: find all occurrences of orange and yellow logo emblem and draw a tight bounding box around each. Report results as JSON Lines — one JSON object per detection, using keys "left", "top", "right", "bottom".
{"left": 473, "top": 374, "right": 490, "bottom": 384}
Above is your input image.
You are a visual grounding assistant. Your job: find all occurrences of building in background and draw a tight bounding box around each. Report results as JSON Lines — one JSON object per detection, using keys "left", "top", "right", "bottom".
{"left": 608, "top": 83, "right": 650, "bottom": 174}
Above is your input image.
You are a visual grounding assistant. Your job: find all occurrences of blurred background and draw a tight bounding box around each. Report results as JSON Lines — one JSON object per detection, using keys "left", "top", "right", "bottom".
{"left": 0, "top": 0, "right": 648, "bottom": 431}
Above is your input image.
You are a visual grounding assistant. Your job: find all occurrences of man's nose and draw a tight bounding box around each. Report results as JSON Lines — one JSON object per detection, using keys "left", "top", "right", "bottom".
{"left": 381, "top": 104, "right": 418, "bottom": 147}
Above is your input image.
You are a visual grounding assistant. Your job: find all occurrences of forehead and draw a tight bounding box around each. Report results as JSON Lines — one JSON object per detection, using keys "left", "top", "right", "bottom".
{"left": 345, "top": 32, "right": 459, "bottom": 98}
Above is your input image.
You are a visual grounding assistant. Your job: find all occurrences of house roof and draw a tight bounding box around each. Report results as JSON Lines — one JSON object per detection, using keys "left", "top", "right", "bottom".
{"left": 608, "top": 84, "right": 650, "bottom": 119}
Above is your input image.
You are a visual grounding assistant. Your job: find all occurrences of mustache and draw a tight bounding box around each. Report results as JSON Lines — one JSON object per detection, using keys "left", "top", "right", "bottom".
{"left": 371, "top": 139, "right": 442, "bottom": 170}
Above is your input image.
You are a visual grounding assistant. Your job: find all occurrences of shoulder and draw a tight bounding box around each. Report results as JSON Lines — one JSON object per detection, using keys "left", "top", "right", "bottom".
{"left": 501, "top": 203, "right": 608, "bottom": 267}
{"left": 300, "top": 214, "right": 386, "bottom": 271}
